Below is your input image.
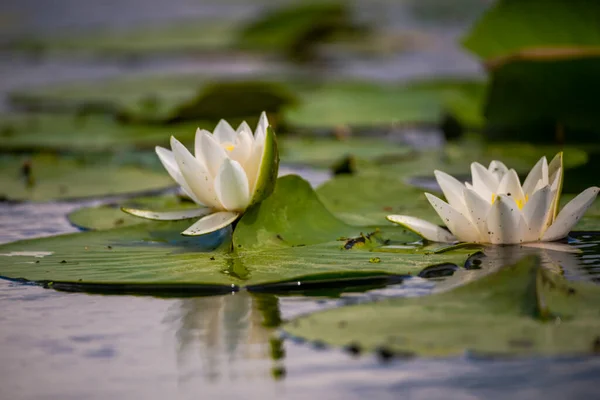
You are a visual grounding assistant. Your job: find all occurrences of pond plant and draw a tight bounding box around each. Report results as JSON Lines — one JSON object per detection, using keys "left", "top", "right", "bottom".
{"left": 388, "top": 152, "right": 599, "bottom": 244}
{"left": 122, "top": 112, "right": 279, "bottom": 236}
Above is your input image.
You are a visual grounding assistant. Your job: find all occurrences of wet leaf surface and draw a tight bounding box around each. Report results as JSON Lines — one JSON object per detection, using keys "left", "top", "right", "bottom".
{"left": 285, "top": 255, "right": 600, "bottom": 356}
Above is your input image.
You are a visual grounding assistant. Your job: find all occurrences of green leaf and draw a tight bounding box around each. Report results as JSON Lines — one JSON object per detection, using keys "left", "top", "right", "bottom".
{"left": 250, "top": 126, "right": 280, "bottom": 206}
{"left": 317, "top": 173, "right": 436, "bottom": 226}
{"left": 0, "top": 154, "right": 173, "bottom": 202}
{"left": 0, "top": 176, "right": 478, "bottom": 293}
{"left": 483, "top": 57, "right": 600, "bottom": 141}
{"left": 285, "top": 255, "right": 600, "bottom": 356}
{"left": 0, "top": 114, "right": 200, "bottom": 152}
{"left": 279, "top": 136, "right": 411, "bottom": 168}
{"left": 462, "top": 0, "right": 600, "bottom": 61}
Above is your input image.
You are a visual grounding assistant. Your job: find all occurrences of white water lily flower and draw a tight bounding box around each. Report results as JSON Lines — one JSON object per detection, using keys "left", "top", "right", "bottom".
{"left": 387, "top": 153, "right": 599, "bottom": 244}
{"left": 122, "top": 112, "right": 279, "bottom": 236}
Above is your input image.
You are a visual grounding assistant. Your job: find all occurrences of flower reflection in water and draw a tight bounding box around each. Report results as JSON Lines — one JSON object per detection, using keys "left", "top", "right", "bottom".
{"left": 168, "top": 292, "right": 285, "bottom": 385}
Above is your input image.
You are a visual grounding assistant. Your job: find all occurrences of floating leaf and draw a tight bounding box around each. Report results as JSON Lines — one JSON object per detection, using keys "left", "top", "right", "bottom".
{"left": 279, "top": 136, "right": 411, "bottom": 168}
{"left": 0, "top": 176, "right": 478, "bottom": 293}
{"left": 0, "top": 154, "right": 173, "bottom": 202}
{"left": 462, "top": 0, "right": 600, "bottom": 62}
{"left": 285, "top": 255, "right": 600, "bottom": 356}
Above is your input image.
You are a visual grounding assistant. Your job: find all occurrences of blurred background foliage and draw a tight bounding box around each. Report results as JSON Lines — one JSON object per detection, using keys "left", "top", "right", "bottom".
{"left": 0, "top": 0, "right": 598, "bottom": 202}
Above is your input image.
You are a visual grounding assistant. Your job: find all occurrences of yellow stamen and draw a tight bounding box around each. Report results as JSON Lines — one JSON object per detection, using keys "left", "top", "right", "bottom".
{"left": 491, "top": 193, "right": 497, "bottom": 204}
{"left": 225, "top": 144, "right": 235, "bottom": 152}
{"left": 515, "top": 194, "right": 529, "bottom": 210}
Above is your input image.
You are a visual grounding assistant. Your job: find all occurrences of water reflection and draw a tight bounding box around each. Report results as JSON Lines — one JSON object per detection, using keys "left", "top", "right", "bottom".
{"left": 437, "top": 234, "right": 600, "bottom": 292}
{"left": 169, "top": 292, "right": 284, "bottom": 384}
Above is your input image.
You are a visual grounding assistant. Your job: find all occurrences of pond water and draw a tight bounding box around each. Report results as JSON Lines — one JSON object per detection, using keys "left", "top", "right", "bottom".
{"left": 1, "top": 1, "right": 599, "bottom": 399}
{"left": 1, "top": 167, "right": 600, "bottom": 400}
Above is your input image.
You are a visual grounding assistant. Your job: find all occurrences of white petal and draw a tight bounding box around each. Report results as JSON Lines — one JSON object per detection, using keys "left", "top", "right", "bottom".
{"left": 155, "top": 146, "right": 202, "bottom": 205}
{"left": 521, "top": 186, "right": 552, "bottom": 242}
{"left": 488, "top": 160, "right": 509, "bottom": 182}
{"left": 198, "top": 130, "right": 228, "bottom": 177}
{"left": 181, "top": 211, "right": 240, "bottom": 236}
{"left": 214, "top": 158, "right": 251, "bottom": 211}
{"left": 434, "top": 170, "right": 467, "bottom": 214}
{"left": 237, "top": 121, "right": 253, "bottom": 136}
{"left": 121, "top": 207, "right": 211, "bottom": 221}
{"left": 170, "top": 136, "right": 221, "bottom": 208}
{"left": 471, "top": 162, "right": 498, "bottom": 200}
{"left": 486, "top": 195, "right": 525, "bottom": 244}
{"left": 425, "top": 193, "right": 481, "bottom": 242}
{"left": 386, "top": 215, "right": 457, "bottom": 243}
{"left": 213, "top": 119, "right": 237, "bottom": 143}
{"left": 496, "top": 169, "right": 525, "bottom": 202}
{"left": 230, "top": 128, "right": 253, "bottom": 166}
{"left": 463, "top": 187, "right": 491, "bottom": 241}
{"left": 522, "top": 156, "right": 548, "bottom": 195}
{"left": 542, "top": 187, "right": 600, "bottom": 241}
{"left": 194, "top": 129, "right": 210, "bottom": 160}
{"left": 254, "top": 111, "right": 269, "bottom": 141}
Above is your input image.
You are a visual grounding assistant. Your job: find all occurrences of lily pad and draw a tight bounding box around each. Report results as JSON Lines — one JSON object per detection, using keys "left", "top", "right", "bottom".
{"left": 462, "top": 0, "right": 600, "bottom": 62}
{"left": 483, "top": 57, "right": 600, "bottom": 141}
{"left": 0, "top": 154, "right": 174, "bottom": 202}
{"left": 3, "top": 20, "right": 237, "bottom": 57}
{"left": 285, "top": 255, "right": 600, "bottom": 356}
{"left": 279, "top": 136, "right": 412, "bottom": 168}
{"left": 0, "top": 114, "right": 200, "bottom": 152}
{"left": 0, "top": 176, "right": 478, "bottom": 293}
{"left": 317, "top": 173, "right": 435, "bottom": 226}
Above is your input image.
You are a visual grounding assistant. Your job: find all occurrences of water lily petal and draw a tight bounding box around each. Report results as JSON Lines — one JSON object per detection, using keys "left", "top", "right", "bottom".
{"left": 471, "top": 162, "right": 498, "bottom": 200}
{"left": 425, "top": 193, "right": 481, "bottom": 242}
{"left": 254, "top": 111, "right": 269, "bottom": 143}
{"left": 486, "top": 194, "right": 526, "bottom": 244}
{"left": 214, "top": 119, "right": 237, "bottom": 143}
{"left": 386, "top": 215, "right": 456, "bottom": 243}
{"left": 236, "top": 121, "right": 253, "bottom": 136}
{"left": 497, "top": 169, "right": 525, "bottom": 202}
{"left": 121, "top": 207, "right": 211, "bottom": 221}
{"left": 181, "top": 211, "right": 240, "bottom": 236}
{"left": 230, "top": 127, "right": 253, "bottom": 166}
{"left": 197, "top": 130, "right": 228, "bottom": 177}
{"left": 214, "top": 158, "right": 251, "bottom": 211}
{"left": 463, "top": 187, "right": 491, "bottom": 241}
{"left": 488, "top": 160, "right": 509, "bottom": 182}
{"left": 171, "top": 136, "right": 221, "bottom": 208}
{"left": 521, "top": 186, "right": 552, "bottom": 242}
{"left": 522, "top": 156, "right": 548, "bottom": 195}
{"left": 155, "top": 146, "right": 202, "bottom": 205}
{"left": 434, "top": 170, "right": 467, "bottom": 214}
{"left": 542, "top": 187, "right": 600, "bottom": 241}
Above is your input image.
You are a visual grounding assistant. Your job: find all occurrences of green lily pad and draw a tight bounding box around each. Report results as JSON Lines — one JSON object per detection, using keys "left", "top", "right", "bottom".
{"left": 0, "top": 176, "right": 478, "bottom": 293}
{"left": 4, "top": 20, "right": 237, "bottom": 57}
{"left": 0, "top": 114, "right": 200, "bottom": 152}
{"left": 237, "top": 1, "right": 364, "bottom": 62}
{"left": 279, "top": 136, "right": 412, "bottom": 167}
{"left": 285, "top": 255, "right": 600, "bottom": 356}
{"left": 0, "top": 154, "right": 174, "bottom": 202}
{"left": 483, "top": 57, "right": 600, "bottom": 141}
{"left": 462, "top": 0, "right": 600, "bottom": 61}
{"left": 317, "top": 173, "right": 435, "bottom": 226}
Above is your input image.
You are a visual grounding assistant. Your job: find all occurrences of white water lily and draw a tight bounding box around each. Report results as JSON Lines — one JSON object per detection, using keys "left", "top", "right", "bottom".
{"left": 123, "top": 112, "right": 279, "bottom": 236}
{"left": 387, "top": 153, "right": 599, "bottom": 244}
